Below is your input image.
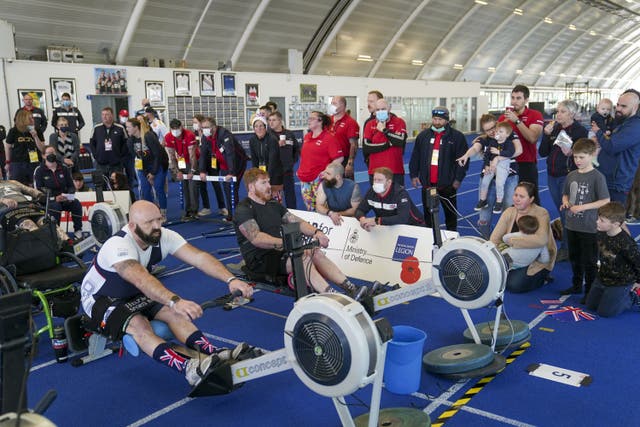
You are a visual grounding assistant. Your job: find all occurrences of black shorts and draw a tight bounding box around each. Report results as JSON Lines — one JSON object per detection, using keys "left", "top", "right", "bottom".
{"left": 90, "top": 294, "right": 163, "bottom": 340}
{"left": 246, "top": 250, "right": 288, "bottom": 284}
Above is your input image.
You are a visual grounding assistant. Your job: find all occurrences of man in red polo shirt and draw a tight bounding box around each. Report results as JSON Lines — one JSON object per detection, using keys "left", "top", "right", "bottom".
{"left": 362, "top": 98, "right": 407, "bottom": 187}
{"left": 499, "top": 85, "right": 544, "bottom": 203}
{"left": 165, "top": 119, "right": 199, "bottom": 219}
{"left": 329, "top": 96, "right": 359, "bottom": 179}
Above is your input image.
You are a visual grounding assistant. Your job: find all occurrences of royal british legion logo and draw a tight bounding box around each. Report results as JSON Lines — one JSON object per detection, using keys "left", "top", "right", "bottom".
{"left": 392, "top": 236, "right": 417, "bottom": 262}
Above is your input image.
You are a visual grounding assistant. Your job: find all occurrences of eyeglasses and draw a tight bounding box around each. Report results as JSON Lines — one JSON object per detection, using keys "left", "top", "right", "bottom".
{"left": 483, "top": 125, "right": 496, "bottom": 133}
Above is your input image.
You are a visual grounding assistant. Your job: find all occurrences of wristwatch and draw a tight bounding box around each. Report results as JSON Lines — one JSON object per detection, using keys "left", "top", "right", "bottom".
{"left": 168, "top": 294, "right": 181, "bottom": 308}
{"left": 514, "top": 119, "right": 521, "bottom": 125}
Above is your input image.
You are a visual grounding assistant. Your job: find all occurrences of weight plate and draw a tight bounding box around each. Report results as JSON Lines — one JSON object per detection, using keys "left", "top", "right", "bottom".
{"left": 354, "top": 407, "right": 431, "bottom": 427}
{"left": 463, "top": 320, "right": 530, "bottom": 347}
{"left": 423, "top": 343, "right": 494, "bottom": 374}
{"left": 441, "top": 354, "right": 507, "bottom": 380}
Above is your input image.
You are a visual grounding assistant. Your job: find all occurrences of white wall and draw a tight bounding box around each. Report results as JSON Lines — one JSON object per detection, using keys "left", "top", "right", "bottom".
{"left": 1, "top": 59, "right": 484, "bottom": 134}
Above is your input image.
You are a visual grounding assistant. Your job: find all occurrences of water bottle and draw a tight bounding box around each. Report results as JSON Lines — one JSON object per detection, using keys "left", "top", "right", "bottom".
{"left": 52, "top": 326, "right": 68, "bottom": 363}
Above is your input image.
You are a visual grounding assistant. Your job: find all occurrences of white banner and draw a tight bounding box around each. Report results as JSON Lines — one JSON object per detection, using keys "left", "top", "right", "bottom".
{"left": 291, "top": 209, "right": 457, "bottom": 287}
{"left": 59, "top": 191, "right": 131, "bottom": 232}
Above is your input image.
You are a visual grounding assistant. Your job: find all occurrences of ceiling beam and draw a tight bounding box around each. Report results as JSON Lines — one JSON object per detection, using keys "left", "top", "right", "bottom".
{"left": 230, "top": 0, "right": 271, "bottom": 69}
{"left": 367, "top": 0, "right": 431, "bottom": 78}
{"left": 182, "top": 0, "right": 214, "bottom": 62}
{"left": 484, "top": 2, "right": 565, "bottom": 85}
{"left": 454, "top": 0, "right": 530, "bottom": 82}
{"left": 415, "top": 3, "right": 479, "bottom": 80}
{"left": 609, "top": 47, "right": 640, "bottom": 89}
{"left": 527, "top": 11, "right": 591, "bottom": 87}
{"left": 306, "top": 0, "right": 361, "bottom": 75}
{"left": 575, "top": 25, "right": 640, "bottom": 87}
{"left": 115, "top": 0, "right": 148, "bottom": 64}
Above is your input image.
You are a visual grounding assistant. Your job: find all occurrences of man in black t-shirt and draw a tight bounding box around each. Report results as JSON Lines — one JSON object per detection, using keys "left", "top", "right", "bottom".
{"left": 233, "top": 168, "right": 362, "bottom": 296}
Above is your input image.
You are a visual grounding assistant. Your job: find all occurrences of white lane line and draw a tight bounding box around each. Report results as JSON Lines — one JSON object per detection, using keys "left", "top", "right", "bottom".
{"left": 126, "top": 398, "right": 194, "bottom": 427}
{"left": 413, "top": 392, "right": 536, "bottom": 427}
{"left": 528, "top": 294, "right": 570, "bottom": 329}
{"left": 423, "top": 381, "right": 468, "bottom": 414}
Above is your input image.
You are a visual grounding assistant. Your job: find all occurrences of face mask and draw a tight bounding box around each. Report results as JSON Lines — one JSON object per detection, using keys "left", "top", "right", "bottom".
{"left": 431, "top": 125, "right": 446, "bottom": 132}
{"left": 46, "top": 154, "right": 57, "bottom": 163}
{"left": 119, "top": 117, "right": 127, "bottom": 124}
{"left": 324, "top": 178, "right": 337, "bottom": 188}
{"left": 171, "top": 129, "right": 182, "bottom": 137}
{"left": 59, "top": 126, "right": 70, "bottom": 133}
{"left": 202, "top": 128, "right": 212, "bottom": 137}
{"left": 27, "top": 125, "right": 35, "bottom": 131}
{"left": 327, "top": 104, "right": 338, "bottom": 115}
{"left": 373, "top": 183, "right": 386, "bottom": 194}
{"left": 193, "top": 123, "right": 200, "bottom": 131}
{"left": 62, "top": 100, "right": 72, "bottom": 108}
{"left": 376, "top": 110, "right": 389, "bottom": 122}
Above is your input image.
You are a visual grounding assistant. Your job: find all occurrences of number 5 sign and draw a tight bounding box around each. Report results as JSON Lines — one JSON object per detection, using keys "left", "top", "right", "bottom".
{"left": 527, "top": 363, "right": 593, "bottom": 387}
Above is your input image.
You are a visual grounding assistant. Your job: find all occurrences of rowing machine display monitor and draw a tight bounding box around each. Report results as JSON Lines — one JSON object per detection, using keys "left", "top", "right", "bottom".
{"left": 425, "top": 187, "right": 442, "bottom": 248}
{"left": 281, "top": 222, "right": 316, "bottom": 300}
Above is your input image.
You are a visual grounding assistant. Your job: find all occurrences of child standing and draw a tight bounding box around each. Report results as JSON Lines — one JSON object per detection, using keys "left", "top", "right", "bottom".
{"left": 560, "top": 138, "right": 610, "bottom": 303}
{"left": 588, "top": 202, "right": 640, "bottom": 317}
{"left": 500, "top": 215, "right": 550, "bottom": 270}
{"left": 475, "top": 121, "right": 519, "bottom": 214}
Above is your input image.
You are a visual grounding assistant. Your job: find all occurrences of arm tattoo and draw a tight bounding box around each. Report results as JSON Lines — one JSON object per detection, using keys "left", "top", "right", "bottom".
{"left": 113, "top": 259, "right": 140, "bottom": 278}
{"left": 239, "top": 219, "right": 261, "bottom": 241}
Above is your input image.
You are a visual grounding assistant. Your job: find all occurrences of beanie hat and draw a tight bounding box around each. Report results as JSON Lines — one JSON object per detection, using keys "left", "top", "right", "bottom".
{"left": 252, "top": 115, "right": 267, "bottom": 128}
{"left": 432, "top": 106, "right": 449, "bottom": 121}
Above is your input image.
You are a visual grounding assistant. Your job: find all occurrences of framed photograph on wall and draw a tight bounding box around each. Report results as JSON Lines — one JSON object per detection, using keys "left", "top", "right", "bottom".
{"left": 145, "top": 80, "right": 165, "bottom": 106}
{"left": 49, "top": 78, "right": 76, "bottom": 108}
{"left": 300, "top": 84, "right": 317, "bottom": 103}
{"left": 222, "top": 73, "right": 236, "bottom": 97}
{"left": 174, "top": 71, "right": 191, "bottom": 96}
{"left": 17, "top": 89, "right": 47, "bottom": 117}
{"left": 94, "top": 67, "right": 128, "bottom": 94}
{"left": 199, "top": 72, "right": 215, "bottom": 96}
{"left": 245, "top": 83, "right": 259, "bottom": 106}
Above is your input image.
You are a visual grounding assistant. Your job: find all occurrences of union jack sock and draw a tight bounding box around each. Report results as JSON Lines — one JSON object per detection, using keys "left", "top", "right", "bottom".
{"left": 152, "top": 343, "right": 187, "bottom": 373}
{"left": 186, "top": 331, "right": 217, "bottom": 355}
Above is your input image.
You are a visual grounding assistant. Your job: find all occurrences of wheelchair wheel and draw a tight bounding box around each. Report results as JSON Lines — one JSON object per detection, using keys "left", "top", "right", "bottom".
{"left": 0, "top": 266, "right": 18, "bottom": 295}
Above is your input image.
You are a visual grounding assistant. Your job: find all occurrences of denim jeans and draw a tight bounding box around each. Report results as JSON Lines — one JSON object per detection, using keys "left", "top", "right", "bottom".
{"left": 477, "top": 174, "right": 518, "bottom": 239}
{"left": 585, "top": 278, "right": 632, "bottom": 317}
{"left": 138, "top": 168, "right": 168, "bottom": 209}
{"left": 547, "top": 174, "right": 568, "bottom": 250}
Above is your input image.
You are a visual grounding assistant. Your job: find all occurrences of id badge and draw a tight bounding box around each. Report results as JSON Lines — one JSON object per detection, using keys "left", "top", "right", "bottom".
{"left": 105, "top": 139, "right": 113, "bottom": 151}
{"left": 178, "top": 157, "right": 186, "bottom": 169}
{"left": 430, "top": 138, "right": 435, "bottom": 145}
{"left": 431, "top": 150, "right": 439, "bottom": 166}
{"left": 28, "top": 150, "right": 39, "bottom": 163}
{"left": 259, "top": 164, "right": 267, "bottom": 172}
{"left": 135, "top": 157, "right": 143, "bottom": 170}
{"left": 210, "top": 157, "right": 217, "bottom": 169}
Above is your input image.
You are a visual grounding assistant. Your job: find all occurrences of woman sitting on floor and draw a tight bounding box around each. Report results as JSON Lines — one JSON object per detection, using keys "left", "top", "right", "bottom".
{"left": 490, "top": 181, "right": 557, "bottom": 293}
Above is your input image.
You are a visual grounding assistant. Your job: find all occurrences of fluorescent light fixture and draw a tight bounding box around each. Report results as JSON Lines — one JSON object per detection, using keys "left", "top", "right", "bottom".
{"left": 488, "top": 67, "right": 496, "bottom": 72}
{"left": 513, "top": 8, "right": 523, "bottom": 15}
{"left": 356, "top": 54, "right": 373, "bottom": 62}
{"left": 577, "top": 74, "right": 583, "bottom": 79}
{"left": 560, "top": 73, "right": 566, "bottom": 77}
{"left": 411, "top": 59, "right": 424, "bottom": 66}
{"left": 453, "top": 64, "right": 464, "bottom": 70}
{"left": 475, "top": 0, "right": 488, "bottom": 4}
{"left": 544, "top": 17, "right": 553, "bottom": 24}
{"left": 568, "top": 24, "right": 576, "bottom": 30}
{"left": 539, "top": 71, "right": 546, "bottom": 76}
{"left": 589, "top": 30, "right": 597, "bottom": 36}
{"left": 516, "top": 69, "right": 523, "bottom": 74}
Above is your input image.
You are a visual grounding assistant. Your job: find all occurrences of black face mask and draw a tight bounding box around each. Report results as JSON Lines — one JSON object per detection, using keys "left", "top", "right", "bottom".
{"left": 46, "top": 154, "right": 57, "bottom": 163}
{"left": 59, "top": 126, "right": 71, "bottom": 133}
{"left": 324, "top": 178, "right": 338, "bottom": 188}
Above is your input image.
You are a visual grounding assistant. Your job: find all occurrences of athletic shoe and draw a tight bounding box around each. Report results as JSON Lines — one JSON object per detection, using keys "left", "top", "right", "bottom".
{"left": 474, "top": 200, "right": 488, "bottom": 211}
{"left": 214, "top": 342, "right": 250, "bottom": 361}
{"left": 74, "top": 230, "right": 84, "bottom": 240}
{"left": 185, "top": 354, "right": 221, "bottom": 386}
{"left": 492, "top": 202, "right": 503, "bottom": 214}
{"left": 626, "top": 215, "right": 640, "bottom": 224}
{"left": 218, "top": 208, "right": 229, "bottom": 217}
{"left": 198, "top": 208, "right": 212, "bottom": 217}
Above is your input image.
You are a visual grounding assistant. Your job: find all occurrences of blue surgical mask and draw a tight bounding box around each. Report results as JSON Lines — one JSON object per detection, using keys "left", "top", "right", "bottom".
{"left": 327, "top": 104, "right": 338, "bottom": 116}
{"left": 431, "top": 126, "right": 445, "bottom": 133}
{"left": 62, "top": 100, "right": 72, "bottom": 108}
{"left": 59, "top": 126, "right": 70, "bottom": 133}
{"left": 376, "top": 110, "right": 389, "bottom": 122}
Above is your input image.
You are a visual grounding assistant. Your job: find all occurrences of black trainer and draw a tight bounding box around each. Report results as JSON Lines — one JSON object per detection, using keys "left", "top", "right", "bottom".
{"left": 493, "top": 201, "right": 503, "bottom": 214}
{"left": 474, "top": 199, "right": 488, "bottom": 211}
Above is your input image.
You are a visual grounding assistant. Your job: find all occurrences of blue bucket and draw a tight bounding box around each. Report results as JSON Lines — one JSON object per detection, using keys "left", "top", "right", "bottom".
{"left": 383, "top": 325, "right": 427, "bottom": 395}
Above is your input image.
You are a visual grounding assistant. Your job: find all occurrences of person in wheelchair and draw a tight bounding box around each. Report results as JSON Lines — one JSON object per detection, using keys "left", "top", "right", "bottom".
{"left": 233, "top": 167, "right": 366, "bottom": 298}
{"left": 0, "top": 178, "right": 45, "bottom": 210}
{"left": 80, "top": 200, "right": 254, "bottom": 387}
{"left": 34, "top": 146, "right": 84, "bottom": 240}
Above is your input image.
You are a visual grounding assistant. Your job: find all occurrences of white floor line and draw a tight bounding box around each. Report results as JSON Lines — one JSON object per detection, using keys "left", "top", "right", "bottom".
{"left": 126, "top": 398, "right": 194, "bottom": 427}
{"left": 528, "top": 294, "right": 570, "bottom": 329}
{"left": 413, "top": 392, "right": 536, "bottom": 427}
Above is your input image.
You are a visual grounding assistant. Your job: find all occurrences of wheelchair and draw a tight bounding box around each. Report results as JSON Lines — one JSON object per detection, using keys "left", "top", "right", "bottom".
{"left": 0, "top": 203, "right": 87, "bottom": 339}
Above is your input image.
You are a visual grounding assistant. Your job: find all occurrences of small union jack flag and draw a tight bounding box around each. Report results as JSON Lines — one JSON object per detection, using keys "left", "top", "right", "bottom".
{"left": 544, "top": 306, "right": 598, "bottom": 322}
{"left": 159, "top": 348, "right": 187, "bottom": 371}
{"left": 195, "top": 336, "right": 216, "bottom": 354}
